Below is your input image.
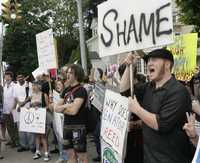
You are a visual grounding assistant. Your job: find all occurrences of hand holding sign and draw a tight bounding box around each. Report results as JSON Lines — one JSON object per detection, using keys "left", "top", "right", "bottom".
{"left": 123, "top": 52, "right": 140, "bottom": 66}
{"left": 128, "top": 96, "right": 142, "bottom": 114}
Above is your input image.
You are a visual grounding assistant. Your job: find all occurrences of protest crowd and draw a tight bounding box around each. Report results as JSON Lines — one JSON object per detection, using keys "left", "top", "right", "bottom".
{"left": 0, "top": 0, "right": 200, "bottom": 163}
{"left": 0, "top": 48, "right": 200, "bottom": 163}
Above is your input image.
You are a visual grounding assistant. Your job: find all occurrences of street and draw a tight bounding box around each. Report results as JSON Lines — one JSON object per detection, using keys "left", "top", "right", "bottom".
{"left": 0, "top": 135, "right": 97, "bottom": 163}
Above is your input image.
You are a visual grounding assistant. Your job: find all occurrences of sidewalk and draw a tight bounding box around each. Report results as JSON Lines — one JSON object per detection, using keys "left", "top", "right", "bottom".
{"left": 0, "top": 135, "right": 97, "bottom": 163}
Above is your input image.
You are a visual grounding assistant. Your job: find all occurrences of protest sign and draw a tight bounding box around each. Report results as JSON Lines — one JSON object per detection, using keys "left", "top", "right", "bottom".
{"left": 92, "top": 82, "right": 106, "bottom": 112}
{"left": 53, "top": 112, "right": 64, "bottom": 140}
{"left": 101, "top": 140, "right": 122, "bottom": 163}
{"left": 98, "top": 0, "right": 174, "bottom": 57}
{"left": 32, "top": 67, "right": 48, "bottom": 79}
{"left": 52, "top": 90, "right": 64, "bottom": 139}
{"left": 19, "top": 107, "right": 46, "bottom": 134}
{"left": 192, "top": 139, "right": 200, "bottom": 163}
{"left": 36, "top": 29, "right": 58, "bottom": 70}
{"left": 168, "top": 33, "right": 198, "bottom": 81}
{"left": 101, "top": 90, "right": 130, "bottom": 158}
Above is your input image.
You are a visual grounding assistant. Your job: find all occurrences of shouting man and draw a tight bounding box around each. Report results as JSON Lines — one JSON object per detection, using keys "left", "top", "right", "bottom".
{"left": 120, "top": 49, "right": 193, "bottom": 163}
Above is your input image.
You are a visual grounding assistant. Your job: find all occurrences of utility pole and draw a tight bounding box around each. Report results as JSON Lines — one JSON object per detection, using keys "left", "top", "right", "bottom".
{"left": 0, "top": 23, "right": 4, "bottom": 85}
{"left": 76, "top": 0, "right": 87, "bottom": 75}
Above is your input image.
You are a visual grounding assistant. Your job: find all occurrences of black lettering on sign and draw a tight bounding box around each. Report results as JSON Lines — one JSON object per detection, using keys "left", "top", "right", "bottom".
{"left": 156, "top": 3, "right": 172, "bottom": 37}
{"left": 111, "top": 115, "right": 125, "bottom": 134}
{"left": 101, "top": 9, "right": 118, "bottom": 47}
{"left": 104, "top": 98, "right": 118, "bottom": 111}
{"left": 139, "top": 13, "right": 155, "bottom": 44}
{"left": 127, "top": 14, "right": 138, "bottom": 44}
{"left": 100, "top": 2, "right": 172, "bottom": 48}
{"left": 118, "top": 104, "right": 128, "bottom": 121}
{"left": 117, "top": 20, "right": 127, "bottom": 46}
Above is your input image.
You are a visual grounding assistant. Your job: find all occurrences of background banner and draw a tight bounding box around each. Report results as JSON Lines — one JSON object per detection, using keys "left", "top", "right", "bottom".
{"left": 168, "top": 33, "right": 198, "bottom": 81}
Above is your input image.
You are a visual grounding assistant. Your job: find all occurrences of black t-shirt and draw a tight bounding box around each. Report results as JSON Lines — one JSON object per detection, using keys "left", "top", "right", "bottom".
{"left": 60, "top": 84, "right": 88, "bottom": 125}
{"left": 132, "top": 77, "right": 193, "bottom": 163}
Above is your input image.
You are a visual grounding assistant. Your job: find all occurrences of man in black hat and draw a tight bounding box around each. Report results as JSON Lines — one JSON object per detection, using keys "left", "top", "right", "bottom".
{"left": 120, "top": 49, "right": 194, "bottom": 163}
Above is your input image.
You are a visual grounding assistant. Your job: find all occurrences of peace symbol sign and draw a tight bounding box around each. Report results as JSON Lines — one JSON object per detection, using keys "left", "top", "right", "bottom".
{"left": 24, "top": 112, "right": 34, "bottom": 124}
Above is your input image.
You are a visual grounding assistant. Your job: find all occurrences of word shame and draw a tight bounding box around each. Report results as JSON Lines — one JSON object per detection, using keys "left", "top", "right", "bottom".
{"left": 98, "top": 0, "right": 174, "bottom": 57}
{"left": 101, "top": 3, "right": 172, "bottom": 47}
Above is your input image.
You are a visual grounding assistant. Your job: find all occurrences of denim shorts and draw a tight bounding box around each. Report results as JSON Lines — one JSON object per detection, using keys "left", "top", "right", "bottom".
{"left": 63, "top": 125, "right": 87, "bottom": 153}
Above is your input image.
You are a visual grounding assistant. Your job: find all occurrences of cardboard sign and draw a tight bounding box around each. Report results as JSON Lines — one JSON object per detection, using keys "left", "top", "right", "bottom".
{"left": 19, "top": 107, "right": 46, "bottom": 134}
{"left": 101, "top": 140, "right": 122, "bottom": 163}
{"left": 32, "top": 67, "right": 48, "bottom": 79}
{"left": 98, "top": 0, "right": 174, "bottom": 57}
{"left": 101, "top": 90, "right": 130, "bottom": 158}
{"left": 92, "top": 82, "right": 106, "bottom": 112}
{"left": 53, "top": 112, "right": 64, "bottom": 140}
{"left": 168, "top": 33, "right": 198, "bottom": 81}
{"left": 36, "top": 29, "right": 58, "bottom": 69}
{"left": 52, "top": 90, "right": 64, "bottom": 140}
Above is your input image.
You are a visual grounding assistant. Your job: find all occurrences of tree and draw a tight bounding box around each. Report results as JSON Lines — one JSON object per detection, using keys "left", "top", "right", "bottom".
{"left": 2, "top": 0, "right": 99, "bottom": 76}
{"left": 176, "top": 0, "right": 200, "bottom": 34}
{"left": 3, "top": 0, "right": 81, "bottom": 75}
{"left": 84, "top": 0, "right": 106, "bottom": 38}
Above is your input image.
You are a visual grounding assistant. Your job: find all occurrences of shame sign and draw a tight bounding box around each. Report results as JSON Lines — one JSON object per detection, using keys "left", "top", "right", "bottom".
{"left": 98, "top": 0, "right": 174, "bottom": 57}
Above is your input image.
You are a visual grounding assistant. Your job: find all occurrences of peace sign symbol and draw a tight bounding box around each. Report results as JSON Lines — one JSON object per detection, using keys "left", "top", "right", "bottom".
{"left": 24, "top": 112, "right": 34, "bottom": 124}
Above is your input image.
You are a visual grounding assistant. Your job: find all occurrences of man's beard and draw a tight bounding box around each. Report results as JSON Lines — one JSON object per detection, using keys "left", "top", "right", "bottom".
{"left": 153, "top": 64, "right": 165, "bottom": 82}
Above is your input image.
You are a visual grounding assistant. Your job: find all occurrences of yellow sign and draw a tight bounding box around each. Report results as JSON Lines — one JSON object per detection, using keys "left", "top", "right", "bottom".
{"left": 168, "top": 33, "right": 198, "bottom": 81}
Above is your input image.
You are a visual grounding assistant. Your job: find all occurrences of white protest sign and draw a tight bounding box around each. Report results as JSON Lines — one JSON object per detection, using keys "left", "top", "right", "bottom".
{"left": 92, "top": 82, "right": 106, "bottom": 112}
{"left": 98, "top": 0, "right": 174, "bottom": 57}
{"left": 32, "top": 67, "right": 48, "bottom": 79}
{"left": 36, "top": 29, "right": 58, "bottom": 69}
{"left": 19, "top": 107, "right": 46, "bottom": 134}
{"left": 53, "top": 112, "right": 64, "bottom": 140}
{"left": 101, "top": 90, "right": 130, "bottom": 158}
{"left": 192, "top": 139, "right": 200, "bottom": 163}
{"left": 52, "top": 90, "right": 64, "bottom": 140}
{"left": 101, "top": 140, "right": 122, "bottom": 163}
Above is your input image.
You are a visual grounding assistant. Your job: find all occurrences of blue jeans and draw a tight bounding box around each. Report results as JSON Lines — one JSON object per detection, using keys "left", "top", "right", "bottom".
{"left": 17, "top": 123, "right": 35, "bottom": 149}
{"left": 19, "top": 131, "right": 35, "bottom": 149}
{"left": 53, "top": 124, "right": 68, "bottom": 160}
{"left": 58, "top": 140, "right": 68, "bottom": 160}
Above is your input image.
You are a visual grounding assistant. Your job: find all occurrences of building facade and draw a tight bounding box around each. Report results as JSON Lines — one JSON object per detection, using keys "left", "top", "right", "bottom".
{"left": 86, "top": 1, "right": 199, "bottom": 76}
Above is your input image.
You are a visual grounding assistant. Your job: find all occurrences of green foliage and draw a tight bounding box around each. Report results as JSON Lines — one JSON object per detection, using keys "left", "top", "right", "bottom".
{"left": 2, "top": 0, "right": 103, "bottom": 76}
{"left": 3, "top": 0, "right": 79, "bottom": 75}
{"left": 176, "top": 0, "right": 200, "bottom": 34}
